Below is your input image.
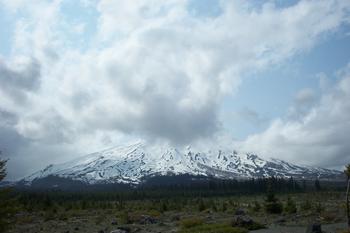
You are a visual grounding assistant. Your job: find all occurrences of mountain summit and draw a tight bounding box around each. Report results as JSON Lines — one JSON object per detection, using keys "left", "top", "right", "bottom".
{"left": 22, "top": 142, "right": 342, "bottom": 185}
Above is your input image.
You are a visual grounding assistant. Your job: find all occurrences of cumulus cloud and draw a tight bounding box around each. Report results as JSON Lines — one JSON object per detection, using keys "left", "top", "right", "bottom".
{"left": 240, "top": 65, "right": 350, "bottom": 168}
{"left": 0, "top": 57, "right": 41, "bottom": 104}
{"left": 287, "top": 88, "right": 316, "bottom": 119}
{"left": 235, "top": 108, "right": 268, "bottom": 127}
{"left": 47, "top": 0, "right": 350, "bottom": 144}
{"left": 1, "top": 0, "right": 350, "bottom": 177}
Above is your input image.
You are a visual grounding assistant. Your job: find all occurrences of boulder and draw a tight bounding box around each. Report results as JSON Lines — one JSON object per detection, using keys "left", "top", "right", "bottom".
{"left": 138, "top": 215, "right": 157, "bottom": 224}
{"left": 111, "top": 219, "right": 118, "bottom": 225}
{"left": 305, "top": 223, "right": 322, "bottom": 233}
{"left": 116, "top": 226, "right": 131, "bottom": 232}
{"left": 231, "top": 215, "right": 254, "bottom": 228}
{"left": 231, "top": 215, "right": 265, "bottom": 230}
{"left": 234, "top": 208, "right": 246, "bottom": 216}
{"left": 110, "top": 230, "right": 128, "bottom": 233}
{"left": 274, "top": 216, "right": 287, "bottom": 224}
{"left": 110, "top": 227, "right": 130, "bottom": 233}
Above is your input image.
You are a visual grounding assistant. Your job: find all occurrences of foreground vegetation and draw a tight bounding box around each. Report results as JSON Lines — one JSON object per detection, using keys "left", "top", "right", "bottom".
{"left": 2, "top": 189, "right": 348, "bottom": 233}
{"left": 1, "top": 157, "right": 350, "bottom": 233}
{"left": 0, "top": 157, "right": 16, "bottom": 233}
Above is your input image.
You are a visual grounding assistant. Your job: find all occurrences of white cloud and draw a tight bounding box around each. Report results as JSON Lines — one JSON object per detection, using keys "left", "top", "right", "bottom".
{"left": 58, "top": 0, "right": 350, "bottom": 143}
{"left": 0, "top": 56, "right": 41, "bottom": 106}
{"left": 286, "top": 88, "right": 317, "bottom": 119}
{"left": 1, "top": 0, "right": 350, "bottom": 177}
{"left": 240, "top": 65, "right": 350, "bottom": 168}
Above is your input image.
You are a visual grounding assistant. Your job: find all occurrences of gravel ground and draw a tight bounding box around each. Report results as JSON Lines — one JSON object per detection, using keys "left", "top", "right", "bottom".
{"left": 250, "top": 222, "right": 347, "bottom": 233}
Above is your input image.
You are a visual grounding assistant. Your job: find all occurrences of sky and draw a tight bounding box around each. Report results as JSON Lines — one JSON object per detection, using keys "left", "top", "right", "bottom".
{"left": 0, "top": 0, "right": 350, "bottom": 180}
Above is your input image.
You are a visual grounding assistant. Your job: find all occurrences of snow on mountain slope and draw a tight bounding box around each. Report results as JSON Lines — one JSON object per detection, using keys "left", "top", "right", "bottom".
{"left": 22, "top": 142, "right": 342, "bottom": 185}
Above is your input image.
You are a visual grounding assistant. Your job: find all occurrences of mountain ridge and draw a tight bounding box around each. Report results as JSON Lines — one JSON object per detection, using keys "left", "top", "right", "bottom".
{"left": 21, "top": 142, "right": 343, "bottom": 185}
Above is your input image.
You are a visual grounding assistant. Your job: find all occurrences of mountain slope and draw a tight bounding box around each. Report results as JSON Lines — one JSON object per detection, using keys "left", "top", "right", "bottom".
{"left": 21, "top": 142, "right": 342, "bottom": 185}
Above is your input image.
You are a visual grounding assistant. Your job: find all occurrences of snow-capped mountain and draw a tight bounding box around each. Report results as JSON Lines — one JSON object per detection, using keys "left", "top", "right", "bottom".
{"left": 21, "top": 142, "right": 342, "bottom": 185}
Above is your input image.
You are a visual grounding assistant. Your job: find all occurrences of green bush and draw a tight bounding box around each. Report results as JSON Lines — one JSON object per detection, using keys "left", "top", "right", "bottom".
{"left": 94, "top": 214, "right": 105, "bottom": 225}
{"left": 252, "top": 201, "right": 261, "bottom": 212}
{"left": 160, "top": 201, "right": 168, "bottom": 213}
{"left": 198, "top": 199, "right": 206, "bottom": 212}
{"left": 264, "top": 183, "right": 283, "bottom": 214}
{"left": 147, "top": 209, "right": 161, "bottom": 217}
{"left": 285, "top": 197, "right": 297, "bottom": 214}
{"left": 248, "top": 222, "right": 265, "bottom": 231}
{"left": 265, "top": 201, "right": 283, "bottom": 214}
{"left": 314, "top": 202, "right": 324, "bottom": 213}
{"left": 300, "top": 199, "right": 312, "bottom": 211}
{"left": 44, "top": 211, "right": 56, "bottom": 221}
{"left": 0, "top": 158, "right": 17, "bottom": 232}
{"left": 222, "top": 201, "right": 228, "bottom": 212}
{"left": 17, "top": 215, "right": 34, "bottom": 224}
{"left": 118, "top": 211, "right": 131, "bottom": 224}
{"left": 180, "top": 217, "right": 203, "bottom": 229}
{"left": 58, "top": 212, "right": 69, "bottom": 221}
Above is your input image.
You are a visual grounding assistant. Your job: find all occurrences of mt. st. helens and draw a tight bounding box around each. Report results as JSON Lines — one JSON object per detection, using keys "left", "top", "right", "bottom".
{"left": 21, "top": 142, "right": 342, "bottom": 185}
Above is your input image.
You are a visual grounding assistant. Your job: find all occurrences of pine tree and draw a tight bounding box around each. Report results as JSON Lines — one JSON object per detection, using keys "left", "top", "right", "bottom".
{"left": 198, "top": 198, "right": 206, "bottom": 212}
{"left": 221, "top": 201, "right": 227, "bottom": 212}
{"left": 314, "top": 178, "right": 321, "bottom": 191}
{"left": 285, "top": 196, "right": 297, "bottom": 214}
{"left": 252, "top": 201, "right": 261, "bottom": 212}
{"left": 0, "top": 156, "right": 16, "bottom": 232}
{"left": 345, "top": 164, "right": 350, "bottom": 230}
{"left": 264, "top": 181, "right": 283, "bottom": 214}
{"left": 302, "top": 179, "right": 307, "bottom": 191}
{"left": 160, "top": 201, "right": 168, "bottom": 213}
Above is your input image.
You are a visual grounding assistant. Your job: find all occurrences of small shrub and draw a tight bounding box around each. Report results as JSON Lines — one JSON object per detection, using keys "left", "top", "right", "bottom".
{"left": 17, "top": 215, "right": 34, "bottom": 224}
{"left": 222, "top": 202, "right": 228, "bottom": 212}
{"left": 252, "top": 201, "right": 261, "bottom": 212}
{"left": 180, "top": 217, "right": 203, "bottom": 229}
{"left": 44, "top": 211, "right": 55, "bottom": 221}
{"left": 118, "top": 211, "right": 131, "bottom": 224}
{"left": 265, "top": 201, "right": 283, "bottom": 214}
{"left": 147, "top": 209, "right": 161, "bottom": 217}
{"left": 211, "top": 201, "right": 218, "bottom": 212}
{"left": 160, "top": 201, "right": 168, "bottom": 213}
{"left": 198, "top": 199, "right": 206, "bottom": 212}
{"left": 58, "top": 212, "right": 69, "bottom": 221}
{"left": 95, "top": 214, "right": 105, "bottom": 225}
{"left": 300, "top": 199, "right": 312, "bottom": 211}
{"left": 285, "top": 197, "right": 297, "bottom": 214}
{"left": 231, "top": 216, "right": 265, "bottom": 230}
{"left": 322, "top": 212, "right": 337, "bottom": 223}
{"left": 64, "top": 203, "right": 73, "bottom": 211}
{"left": 0, "top": 158, "right": 17, "bottom": 232}
{"left": 314, "top": 202, "right": 324, "bottom": 214}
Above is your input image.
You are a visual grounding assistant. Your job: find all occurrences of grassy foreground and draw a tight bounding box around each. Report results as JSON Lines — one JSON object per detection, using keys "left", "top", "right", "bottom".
{"left": 5, "top": 191, "right": 349, "bottom": 233}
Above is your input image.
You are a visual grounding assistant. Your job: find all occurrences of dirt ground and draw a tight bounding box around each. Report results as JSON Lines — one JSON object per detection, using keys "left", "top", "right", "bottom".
{"left": 250, "top": 222, "right": 348, "bottom": 233}
{"left": 7, "top": 211, "right": 349, "bottom": 233}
